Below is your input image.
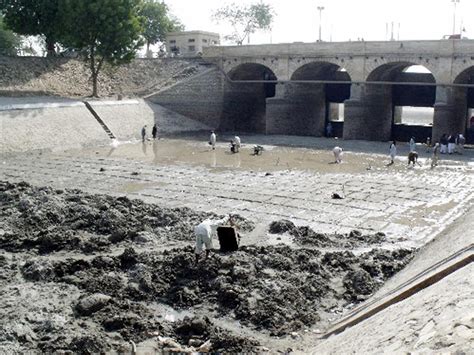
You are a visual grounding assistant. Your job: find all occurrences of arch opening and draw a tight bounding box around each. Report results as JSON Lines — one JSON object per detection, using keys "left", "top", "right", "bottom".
{"left": 367, "top": 63, "right": 436, "bottom": 142}
{"left": 454, "top": 66, "right": 474, "bottom": 143}
{"left": 290, "top": 62, "right": 352, "bottom": 137}
{"left": 223, "top": 63, "right": 277, "bottom": 133}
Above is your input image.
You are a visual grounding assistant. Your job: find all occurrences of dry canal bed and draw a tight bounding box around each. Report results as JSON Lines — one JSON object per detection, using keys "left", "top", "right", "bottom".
{"left": 1, "top": 137, "right": 473, "bottom": 352}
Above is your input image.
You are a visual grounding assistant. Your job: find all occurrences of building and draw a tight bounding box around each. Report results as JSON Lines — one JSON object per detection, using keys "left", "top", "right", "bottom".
{"left": 165, "top": 31, "right": 220, "bottom": 57}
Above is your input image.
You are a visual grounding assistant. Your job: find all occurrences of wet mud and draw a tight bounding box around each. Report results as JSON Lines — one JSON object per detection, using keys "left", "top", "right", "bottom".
{"left": 269, "top": 219, "right": 386, "bottom": 248}
{"left": 0, "top": 181, "right": 415, "bottom": 353}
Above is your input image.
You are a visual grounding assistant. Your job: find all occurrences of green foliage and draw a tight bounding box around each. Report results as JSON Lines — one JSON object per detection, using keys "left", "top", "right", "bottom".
{"left": 1, "top": 0, "right": 63, "bottom": 54}
{"left": 213, "top": 2, "right": 274, "bottom": 45}
{"left": 0, "top": 15, "right": 20, "bottom": 55}
{"left": 61, "top": 0, "right": 144, "bottom": 97}
{"left": 139, "top": 0, "right": 183, "bottom": 52}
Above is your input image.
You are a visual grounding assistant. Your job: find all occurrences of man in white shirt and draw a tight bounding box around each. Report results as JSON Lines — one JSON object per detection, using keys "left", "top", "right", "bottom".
{"left": 234, "top": 136, "right": 241, "bottom": 151}
{"left": 194, "top": 215, "right": 233, "bottom": 262}
{"left": 333, "top": 146, "right": 343, "bottom": 164}
{"left": 209, "top": 131, "right": 216, "bottom": 150}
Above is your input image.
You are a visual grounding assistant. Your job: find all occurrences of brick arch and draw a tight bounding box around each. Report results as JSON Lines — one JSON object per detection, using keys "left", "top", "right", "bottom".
{"left": 223, "top": 59, "right": 281, "bottom": 80}
{"left": 365, "top": 59, "right": 438, "bottom": 82}
{"left": 289, "top": 58, "right": 356, "bottom": 81}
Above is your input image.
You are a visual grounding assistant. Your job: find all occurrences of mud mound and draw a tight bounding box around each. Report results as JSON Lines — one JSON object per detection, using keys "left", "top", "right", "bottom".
{"left": 18, "top": 245, "right": 414, "bottom": 337}
{"left": 0, "top": 181, "right": 250, "bottom": 255}
{"left": 174, "top": 316, "right": 260, "bottom": 352}
{"left": 0, "top": 181, "right": 416, "bottom": 353}
{"left": 269, "top": 219, "right": 386, "bottom": 248}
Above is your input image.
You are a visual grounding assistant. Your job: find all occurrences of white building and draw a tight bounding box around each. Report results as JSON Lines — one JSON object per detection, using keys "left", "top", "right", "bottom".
{"left": 165, "top": 31, "right": 220, "bottom": 57}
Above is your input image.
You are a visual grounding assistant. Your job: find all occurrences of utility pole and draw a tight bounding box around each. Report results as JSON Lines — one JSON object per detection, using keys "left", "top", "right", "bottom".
{"left": 452, "top": 0, "right": 460, "bottom": 35}
{"left": 317, "top": 6, "right": 325, "bottom": 42}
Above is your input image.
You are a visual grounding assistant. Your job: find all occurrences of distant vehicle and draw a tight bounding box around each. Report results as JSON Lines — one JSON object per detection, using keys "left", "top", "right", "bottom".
{"left": 60, "top": 48, "right": 82, "bottom": 58}
{"left": 442, "top": 34, "right": 463, "bottom": 39}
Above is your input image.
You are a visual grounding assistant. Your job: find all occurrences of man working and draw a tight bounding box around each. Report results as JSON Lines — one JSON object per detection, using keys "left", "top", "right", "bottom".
{"left": 194, "top": 214, "right": 234, "bottom": 262}
{"left": 333, "top": 146, "right": 343, "bottom": 164}
{"left": 408, "top": 151, "right": 419, "bottom": 167}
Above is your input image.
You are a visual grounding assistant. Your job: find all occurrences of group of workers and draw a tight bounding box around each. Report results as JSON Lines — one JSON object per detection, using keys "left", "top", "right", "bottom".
{"left": 193, "top": 130, "right": 471, "bottom": 262}
{"left": 388, "top": 134, "right": 467, "bottom": 168}
{"left": 209, "top": 131, "right": 246, "bottom": 154}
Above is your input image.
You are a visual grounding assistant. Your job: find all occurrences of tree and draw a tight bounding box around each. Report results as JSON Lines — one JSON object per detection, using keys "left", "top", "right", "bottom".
{"left": 0, "top": 15, "right": 20, "bottom": 55}
{"left": 0, "top": 0, "right": 64, "bottom": 55}
{"left": 61, "top": 0, "right": 143, "bottom": 97}
{"left": 139, "top": 0, "right": 183, "bottom": 57}
{"left": 213, "top": 2, "right": 274, "bottom": 45}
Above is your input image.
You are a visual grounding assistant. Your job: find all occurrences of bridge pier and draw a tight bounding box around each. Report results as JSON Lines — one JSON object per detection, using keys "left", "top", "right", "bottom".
{"left": 343, "top": 84, "right": 393, "bottom": 141}
{"left": 266, "top": 83, "right": 326, "bottom": 136}
{"left": 221, "top": 82, "right": 268, "bottom": 133}
{"left": 432, "top": 87, "right": 467, "bottom": 142}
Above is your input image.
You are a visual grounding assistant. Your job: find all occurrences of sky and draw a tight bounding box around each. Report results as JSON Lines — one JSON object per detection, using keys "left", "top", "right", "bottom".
{"left": 165, "top": 0, "right": 473, "bottom": 44}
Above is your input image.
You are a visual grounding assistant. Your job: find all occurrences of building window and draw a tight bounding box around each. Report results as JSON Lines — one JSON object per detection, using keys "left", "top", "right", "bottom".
{"left": 202, "top": 39, "right": 208, "bottom": 43}
{"left": 188, "top": 38, "right": 195, "bottom": 43}
{"left": 188, "top": 45, "right": 195, "bottom": 52}
{"left": 169, "top": 40, "right": 176, "bottom": 44}
{"left": 211, "top": 40, "right": 218, "bottom": 45}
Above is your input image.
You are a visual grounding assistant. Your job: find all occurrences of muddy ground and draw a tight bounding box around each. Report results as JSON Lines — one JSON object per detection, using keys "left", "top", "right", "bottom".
{"left": 0, "top": 181, "right": 415, "bottom": 353}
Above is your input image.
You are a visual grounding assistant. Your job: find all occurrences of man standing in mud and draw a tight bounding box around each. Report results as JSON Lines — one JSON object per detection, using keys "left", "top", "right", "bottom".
{"left": 194, "top": 215, "right": 233, "bottom": 262}
{"left": 141, "top": 125, "right": 147, "bottom": 142}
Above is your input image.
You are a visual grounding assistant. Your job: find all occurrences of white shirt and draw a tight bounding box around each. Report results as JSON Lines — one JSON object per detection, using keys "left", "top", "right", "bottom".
{"left": 389, "top": 144, "right": 397, "bottom": 156}
{"left": 194, "top": 216, "right": 229, "bottom": 237}
{"left": 210, "top": 133, "right": 216, "bottom": 144}
{"left": 234, "top": 136, "right": 241, "bottom": 146}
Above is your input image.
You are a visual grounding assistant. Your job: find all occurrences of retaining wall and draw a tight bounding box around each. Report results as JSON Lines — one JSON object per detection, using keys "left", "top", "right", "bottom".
{"left": 90, "top": 99, "right": 210, "bottom": 140}
{"left": 0, "top": 98, "right": 211, "bottom": 153}
{"left": 0, "top": 102, "right": 109, "bottom": 154}
{"left": 146, "top": 67, "right": 225, "bottom": 129}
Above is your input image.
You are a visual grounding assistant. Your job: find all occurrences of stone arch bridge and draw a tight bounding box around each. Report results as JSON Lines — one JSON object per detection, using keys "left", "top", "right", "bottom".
{"left": 201, "top": 40, "right": 474, "bottom": 142}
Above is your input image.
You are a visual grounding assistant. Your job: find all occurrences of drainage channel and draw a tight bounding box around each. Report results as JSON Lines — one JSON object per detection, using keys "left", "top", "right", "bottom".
{"left": 322, "top": 244, "right": 474, "bottom": 339}
{"left": 83, "top": 101, "right": 116, "bottom": 139}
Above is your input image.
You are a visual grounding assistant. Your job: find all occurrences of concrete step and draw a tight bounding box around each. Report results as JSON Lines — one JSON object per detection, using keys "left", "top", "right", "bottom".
{"left": 83, "top": 101, "right": 116, "bottom": 139}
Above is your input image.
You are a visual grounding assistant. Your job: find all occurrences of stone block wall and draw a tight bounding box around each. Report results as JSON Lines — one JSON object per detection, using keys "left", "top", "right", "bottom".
{"left": 90, "top": 99, "right": 211, "bottom": 141}
{"left": 146, "top": 68, "right": 225, "bottom": 129}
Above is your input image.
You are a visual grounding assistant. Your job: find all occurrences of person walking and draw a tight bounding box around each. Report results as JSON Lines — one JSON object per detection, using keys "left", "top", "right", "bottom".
{"left": 409, "top": 137, "right": 416, "bottom": 152}
{"left": 152, "top": 124, "right": 157, "bottom": 139}
{"left": 234, "top": 136, "right": 241, "bottom": 153}
{"left": 456, "top": 133, "right": 466, "bottom": 154}
{"left": 389, "top": 141, "right": 397, "bottom": 165}
{"left": 141, "top": 125, "right": 147, "bottom": 142}
{"left": 194, "top": 215, "right": 233, "bottom": 262}
{"left": 326, "top": 121, "right": 333, "bottom": 138}
{"left": 431, "top": 142, "right": 440, "bottom": 168}
{"left": 333, "top": 146, "right": 343, "bottom": 164}
{"left": 448, "top": 134, "right": 456, "bottom": 154}
{"left": 440, "top": 134, "right": 448, "bottom": 154}
{"left": 209, "top": 131, "right": 216, "bottom": 150}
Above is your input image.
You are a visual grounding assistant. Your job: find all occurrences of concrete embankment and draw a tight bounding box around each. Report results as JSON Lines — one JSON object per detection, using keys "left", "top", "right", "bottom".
{"left": 312, "top": 206, "right": 474, "bottom": 354}
{"left": 0, "top": 97, "right": 210, "bottom": 154}
{"left": 0, "top": 98, "right": 109, "bottom": 153}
